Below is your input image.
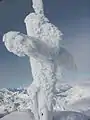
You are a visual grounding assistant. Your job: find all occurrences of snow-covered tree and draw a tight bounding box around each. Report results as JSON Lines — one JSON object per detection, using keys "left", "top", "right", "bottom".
{"left": 3, "top": 0, "right": 77, "bottom": 120}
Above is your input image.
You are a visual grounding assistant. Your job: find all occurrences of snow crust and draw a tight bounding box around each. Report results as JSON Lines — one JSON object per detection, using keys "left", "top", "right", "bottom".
{"left": 1, "top": 111, "right": 89, "bottom": 120}
{"left": 1, "top": 111, "right": 34, "bottom": 120}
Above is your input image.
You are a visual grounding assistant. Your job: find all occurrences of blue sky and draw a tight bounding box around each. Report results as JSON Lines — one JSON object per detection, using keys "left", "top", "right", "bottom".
{"left": 0, "top": 0, "right": 90, "bottom": 88}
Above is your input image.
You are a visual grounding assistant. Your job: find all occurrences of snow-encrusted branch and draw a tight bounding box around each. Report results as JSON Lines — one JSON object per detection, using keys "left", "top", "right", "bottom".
{"left": 3, "top": 31, "right": 48, "bottom": 59}
{"left": 3, "top": 30, "right": 62, "bottom": 63}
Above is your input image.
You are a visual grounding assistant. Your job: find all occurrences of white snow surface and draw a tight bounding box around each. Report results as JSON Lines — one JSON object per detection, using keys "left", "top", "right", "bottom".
{"left": 0, "top": 111, "right": 89, "bottom": 120}
{"left": 1, "top": 111, "right": 34, "bottom": 120}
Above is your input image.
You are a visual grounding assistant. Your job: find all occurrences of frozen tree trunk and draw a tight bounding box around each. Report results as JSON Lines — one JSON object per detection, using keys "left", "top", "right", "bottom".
{"left": 24, "top": 0, "right": 62, "bottom": 119}
{"left": 37, "top": 89, "right": 53, "bottom": 120}
{"left": 27, "top": 57, "right": 56, "bottom": 120}
{"left": 25, "top": 0, "right": 57, "bottom": 119}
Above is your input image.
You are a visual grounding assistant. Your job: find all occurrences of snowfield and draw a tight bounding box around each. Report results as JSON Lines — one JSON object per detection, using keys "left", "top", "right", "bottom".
{"left": 0, "top": 111, "right": 34, "bottom": 120}
{"left": 0, "top": 83, "right": 90, "bottom": 120}
{"left": 0, "top": 111, "right": 89, "bottom": 120}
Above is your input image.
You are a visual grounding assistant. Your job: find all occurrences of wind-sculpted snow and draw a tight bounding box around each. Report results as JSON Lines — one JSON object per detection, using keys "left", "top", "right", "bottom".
{"left": 3, "top": 14, "right": 77, "bottom": 120}
{"left": 3, "top": 0, "right": 77, "bottom": 119}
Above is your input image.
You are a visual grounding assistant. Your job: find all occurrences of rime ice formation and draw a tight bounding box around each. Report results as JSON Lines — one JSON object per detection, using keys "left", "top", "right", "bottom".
{"left": 32, "top": 0, "right": 44, "bottom": 14}
{"left": 3, "top": 0, "right": 77, "bottom": 120}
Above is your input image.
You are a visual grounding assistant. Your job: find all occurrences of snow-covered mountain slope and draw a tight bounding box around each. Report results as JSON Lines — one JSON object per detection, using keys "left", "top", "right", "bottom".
{"left": 0, "top": 88, "right": 30, "bottom": 113}
{"left": 55, "top": 83, "right": 90, "bottom": 112}
{"left": 54, "top": 111, "right": 89, "bottom": 120}
{"left": 0, "top": 83, "right": 90, "bottom": 119}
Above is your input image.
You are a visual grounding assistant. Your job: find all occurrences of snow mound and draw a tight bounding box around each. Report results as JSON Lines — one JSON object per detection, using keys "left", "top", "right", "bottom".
{"left": 1, "top": 111, "right": 89, "bottom": 120}
{"left": 55, "top": 84, "right": 90, "bottom": 112}
{"left": 0, "top": 111, "right": 34, "bottom": 120}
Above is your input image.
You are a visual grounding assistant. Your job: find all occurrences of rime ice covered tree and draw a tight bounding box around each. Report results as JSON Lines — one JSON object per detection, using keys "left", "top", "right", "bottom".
{"left": 3, "top": 0, "right": 76, "bottom": 120}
